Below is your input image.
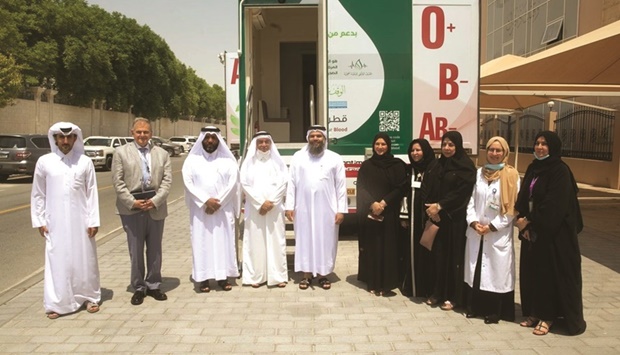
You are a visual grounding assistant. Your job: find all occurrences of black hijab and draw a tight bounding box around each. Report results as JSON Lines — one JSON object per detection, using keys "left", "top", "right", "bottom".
{"left": 531, "top": 130, "right": 562, "bottom": 175}
{"left": 530, "top": 130, "right": 578, "bottom": 192}
{"left": 408, "top": 138, "right": 435, "bottom": 174}
{"left": 437, "top": 131, "right": 476, "bottom": 183}
{"left": 369, "top": 133, "right": 402, "bottom": 169}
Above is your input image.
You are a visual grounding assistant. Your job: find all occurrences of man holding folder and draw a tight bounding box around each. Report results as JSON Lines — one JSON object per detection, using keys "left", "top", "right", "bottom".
{"left": 112, "top": 117, "right": 172, "bottom": 305}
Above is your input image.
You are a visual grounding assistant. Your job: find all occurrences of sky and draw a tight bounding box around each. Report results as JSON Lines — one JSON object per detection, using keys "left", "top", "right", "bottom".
{"left": 86, "top": 0, "right": 238, "bottom": 87}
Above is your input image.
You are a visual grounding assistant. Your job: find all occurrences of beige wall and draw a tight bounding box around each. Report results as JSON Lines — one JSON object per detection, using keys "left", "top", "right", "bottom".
{"left": 0, "top": 99, "right": 224, "bottom": 139}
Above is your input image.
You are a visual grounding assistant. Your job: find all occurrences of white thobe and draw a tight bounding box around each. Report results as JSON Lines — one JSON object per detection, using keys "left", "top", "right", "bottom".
{"left": 285, "top": 149, "right": 348, "bottom": 276}
{"left": 464, "top": 168, "right": 519, "bottom": 293}
{"left": 31, "top": 151, "right": 100, "bottom": 314}
{"left": 182, "top": 151, "right": 240, "bottom": 281}
{"left": 241, "top": 156, "right": 288, "bottom": 285}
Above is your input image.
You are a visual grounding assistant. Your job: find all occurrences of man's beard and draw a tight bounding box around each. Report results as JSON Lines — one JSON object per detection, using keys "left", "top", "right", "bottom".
{"left": 203, "top": 141, "right": 218, "bottom": 153}
{"left": 308, "top": 141, "right": 325, "bottom": 156}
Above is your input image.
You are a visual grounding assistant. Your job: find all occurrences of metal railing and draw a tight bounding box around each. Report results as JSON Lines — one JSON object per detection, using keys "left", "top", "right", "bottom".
{"left": 480, "top": 107, "right": 615, "bottom": 161}
{"left": 555, "top": 109, "right": 614, "bottom": 161}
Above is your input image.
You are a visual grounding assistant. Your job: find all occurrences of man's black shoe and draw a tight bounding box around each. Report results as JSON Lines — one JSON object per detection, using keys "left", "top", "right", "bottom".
{"left": 146, "top": 289, "right": 168, "bottom": 301}
{"left": 131, "top": 291, "right": 145, "bottom": 305}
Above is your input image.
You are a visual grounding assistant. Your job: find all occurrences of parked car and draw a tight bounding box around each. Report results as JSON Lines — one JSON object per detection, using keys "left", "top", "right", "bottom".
{"left": 83, "top": 136, "right": 128, "bottom": 171}
{"left": 151, "top": 136, "right": 183, "bottom": 156}
{"left": 169, "top": 136, "right": 197, "bottom": 152}
{"left": 0, "top": 134, "right": 51, "bottom": 182}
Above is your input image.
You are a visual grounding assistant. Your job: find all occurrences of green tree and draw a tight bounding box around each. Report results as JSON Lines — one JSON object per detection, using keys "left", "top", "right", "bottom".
{"left": 0, "top": 54, "right": 22, "bottom": 108}
{"left": 0, "top": 0, "right": 224, "bottom": 119}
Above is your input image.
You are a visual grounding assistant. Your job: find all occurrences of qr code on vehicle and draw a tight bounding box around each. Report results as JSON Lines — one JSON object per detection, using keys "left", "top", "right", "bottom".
{"left": 379, "top": 110, "right": 400, "bottom": 132}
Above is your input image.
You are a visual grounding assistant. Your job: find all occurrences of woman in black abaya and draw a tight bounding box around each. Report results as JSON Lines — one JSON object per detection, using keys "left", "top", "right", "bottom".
{"left": 514, "top": 131, "right": 586, "bottom": 336}
{"left": 423, "top": 131, "right": 476, "bottom": 311}
{"left": 400, "top": 138, "right": 437, "bottom": 298}
{"left": 357, "top": 133, "right": 407, "bottom": 296}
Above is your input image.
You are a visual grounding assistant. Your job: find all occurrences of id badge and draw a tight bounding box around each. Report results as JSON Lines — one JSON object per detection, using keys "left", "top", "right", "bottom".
{"left": 412, "top": 181, "right": 421, "bottom": 189}
{"left": 488, "top": 201, "right": 500, "bottom": 211}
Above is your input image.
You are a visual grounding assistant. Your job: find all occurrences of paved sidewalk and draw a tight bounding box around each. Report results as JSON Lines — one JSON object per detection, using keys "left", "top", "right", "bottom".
{"left": 1, "top": 197, "right": 619, "bottom": 354}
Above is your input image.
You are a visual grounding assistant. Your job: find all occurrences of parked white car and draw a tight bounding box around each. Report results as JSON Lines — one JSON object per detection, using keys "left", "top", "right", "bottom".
{"left": 169, "top": 136, "right": 197, "bottom": 152}
{"left": 83, "top": 136, "right": 128, "bottom": 170}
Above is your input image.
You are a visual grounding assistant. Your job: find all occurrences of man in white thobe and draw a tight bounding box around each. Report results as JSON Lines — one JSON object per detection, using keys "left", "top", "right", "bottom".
{"left": 285, "top": 125, "right": 348, "bottom": 290}
{"left": 31, "top": 122, "right": 101, "bottom": 319}
{"left": 182, "top": 126, "right": 240, "bottom": 292}
{"left": 240, "top": 131, "right": 288, "bottom": 288}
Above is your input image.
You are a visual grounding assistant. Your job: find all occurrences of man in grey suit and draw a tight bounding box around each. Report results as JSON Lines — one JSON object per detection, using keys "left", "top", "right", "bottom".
{"left": 112, "top": 117, "right": 172, "bottom": 305}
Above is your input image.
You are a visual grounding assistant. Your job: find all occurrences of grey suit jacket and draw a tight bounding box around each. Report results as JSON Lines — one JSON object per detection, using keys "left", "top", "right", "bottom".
{"left": 112, "top": 142, "right": 172, "bottom": 220}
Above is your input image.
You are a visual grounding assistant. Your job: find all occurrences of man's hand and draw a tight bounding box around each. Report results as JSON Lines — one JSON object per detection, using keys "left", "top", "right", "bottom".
{"left": 38, "top": 226, "right": 48, "bottom": 238}
{"left": 205, "top": 198, "right": 221, "bottom": 215}
{"left": 285, "top": 210, "right": 294, "bottom": 222}
{"left": 87, "top": 227, "right": 99, "bottom": 238}
{"left": 133, "top": 199, "right": 153, "bottom": 211}
{"left": 335, "top": 213, "right": 344, "bottom": 225}
{"left": 259, "top": 201, "right": 274, "bottom": 216}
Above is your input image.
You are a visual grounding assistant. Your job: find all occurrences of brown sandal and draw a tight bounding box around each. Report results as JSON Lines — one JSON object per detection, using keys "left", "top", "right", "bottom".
{"left": 533, "top": 320, "right": 552, "bottom": 336}
{"left": 440, "top": 301, "right": 454, "bottom": 311}
{"left": 218, "top": 280, "right": 232, "bottom": 291}
{"left": 199, "top": 280, "right": 210, "bottom": 293}
{"left": 425, "top": 297, "right": 439, "bottom": 306}
{"left": 318, "top": 277, "right": 331, "bottom": 290}
{"left": 299, "top": 277, "right": 311, "bottom": 290}
{"left": 520, "top": 316, "right": 538, "bottom": 327}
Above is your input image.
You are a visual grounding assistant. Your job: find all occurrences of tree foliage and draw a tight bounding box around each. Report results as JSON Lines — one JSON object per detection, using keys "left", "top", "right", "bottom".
{"left": 0, "top": 0, "right": 224, "bottom": 120}
{"left": 0, "top": 53, "right": 22, "bottom": 108}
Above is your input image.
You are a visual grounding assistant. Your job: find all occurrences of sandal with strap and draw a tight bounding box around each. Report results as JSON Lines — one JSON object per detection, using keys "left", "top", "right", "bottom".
{"left": 218, "top": 280, "right": 232, "bottom": 291}
{"left": 199, "top": 280, "right": 210, "bottom": 293}
{"left": 520, "top": 316, "right": 538, "bottom": 328}
{"left": 425, "top": 297, "right": 439, "bottom": 306}
{"left": 86, "top": 302, "right": 100, "bottom": 313}
{"left": 299, "top": 277, "right": 311, "bottom": 290}
{"left": 440, "top": 301, "right": 454, "bottom": 311}
{"left": 318, "top": 277, "right": 331, "bottom": 290}
{"left": 533, "top": 320, "right": 553, "bottom": 336}
{"left": 46, "top": 312, "right": 60, "bottom": 320}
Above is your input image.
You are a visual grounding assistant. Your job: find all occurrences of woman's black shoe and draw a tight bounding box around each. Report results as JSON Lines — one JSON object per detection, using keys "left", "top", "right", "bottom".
{"left": 484, "top": 315, "right": 500, "bottom": 324}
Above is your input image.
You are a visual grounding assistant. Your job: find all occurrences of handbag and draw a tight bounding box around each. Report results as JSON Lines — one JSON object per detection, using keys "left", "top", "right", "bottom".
{"left": 420, "top": 220, "right": 439, "bottom": 251}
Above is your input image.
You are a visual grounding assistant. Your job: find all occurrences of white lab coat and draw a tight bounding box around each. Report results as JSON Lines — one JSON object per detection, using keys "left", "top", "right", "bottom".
{"left": 464, "top": 168, "right": 519, "bottom": 293}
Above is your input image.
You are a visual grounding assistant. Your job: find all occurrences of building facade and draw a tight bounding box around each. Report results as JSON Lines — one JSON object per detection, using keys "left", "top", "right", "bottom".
{"left": 480, "top": 0, "right": 620, "bottom": 189}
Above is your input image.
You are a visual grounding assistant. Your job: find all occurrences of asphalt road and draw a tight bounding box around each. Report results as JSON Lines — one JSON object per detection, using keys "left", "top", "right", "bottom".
{"left": 0, "top": 155, "right": 187, "bottom": 296}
